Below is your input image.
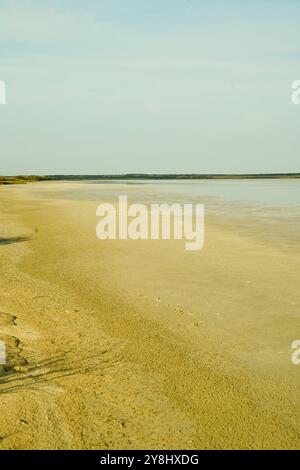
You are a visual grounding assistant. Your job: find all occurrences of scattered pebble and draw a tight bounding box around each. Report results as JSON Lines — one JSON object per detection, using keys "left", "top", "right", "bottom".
{"left": 64, "top": 309, "right": 78, "bottom": 314}
{"left": 13, "top": 365, "right": 28, "bottom": 374}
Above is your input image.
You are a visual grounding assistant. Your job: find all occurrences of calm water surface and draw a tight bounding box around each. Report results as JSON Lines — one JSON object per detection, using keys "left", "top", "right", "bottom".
{"left": 17, "top": 179, "right": 300, "bottom": 249}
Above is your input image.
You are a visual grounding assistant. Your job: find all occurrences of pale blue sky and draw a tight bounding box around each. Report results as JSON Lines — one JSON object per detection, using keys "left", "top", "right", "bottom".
{"left": 0, "top": 0, "right": 299, "bottom": 174}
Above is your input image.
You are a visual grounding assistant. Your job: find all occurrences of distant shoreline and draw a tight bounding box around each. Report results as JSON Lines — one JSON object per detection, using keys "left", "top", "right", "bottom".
{"left": 1, "top": 173, "right": 300, "bottom": 184}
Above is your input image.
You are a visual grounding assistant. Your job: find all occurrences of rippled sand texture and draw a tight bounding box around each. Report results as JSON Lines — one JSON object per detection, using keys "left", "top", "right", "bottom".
{"left": 0, "top": 182, "right": 299, "bottom": 449}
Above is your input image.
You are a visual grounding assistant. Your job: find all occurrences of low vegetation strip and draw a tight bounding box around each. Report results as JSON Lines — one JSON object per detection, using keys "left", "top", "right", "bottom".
{"left": 0, "top": 176, "right": 47, "bottom": 185}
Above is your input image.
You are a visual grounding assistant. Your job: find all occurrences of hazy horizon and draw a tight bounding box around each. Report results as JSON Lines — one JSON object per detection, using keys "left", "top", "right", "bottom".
{"left": 3, "top": 171, "right": 300, "bottom": 177}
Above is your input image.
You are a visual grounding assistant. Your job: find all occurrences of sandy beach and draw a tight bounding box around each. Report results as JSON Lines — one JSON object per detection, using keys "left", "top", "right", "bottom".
{"left": 0, "top": 181, "right": 299, "bottom": 450}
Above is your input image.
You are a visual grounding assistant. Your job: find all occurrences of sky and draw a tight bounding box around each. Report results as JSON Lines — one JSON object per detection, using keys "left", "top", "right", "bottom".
{"left": 0, "top": 0, "right": 299, "bottom": 175}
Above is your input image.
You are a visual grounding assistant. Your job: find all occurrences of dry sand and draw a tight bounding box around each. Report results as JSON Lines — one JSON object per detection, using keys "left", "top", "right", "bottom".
{"left": 0, "top": 182, "right": 299, "bottom": 449}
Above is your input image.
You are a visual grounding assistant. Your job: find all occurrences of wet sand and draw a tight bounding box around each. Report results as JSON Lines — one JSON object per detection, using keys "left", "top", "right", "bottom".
{"left": 0, "top": 182, "right": 299, "bottom": 449}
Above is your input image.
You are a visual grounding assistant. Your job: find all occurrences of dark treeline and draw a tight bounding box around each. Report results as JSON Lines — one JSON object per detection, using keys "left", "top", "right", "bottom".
{"left": 1, "top": 173, "right": 300, "bottom": 184}
{"left": 45, "top": 173, "right": 300, "bottom": 180}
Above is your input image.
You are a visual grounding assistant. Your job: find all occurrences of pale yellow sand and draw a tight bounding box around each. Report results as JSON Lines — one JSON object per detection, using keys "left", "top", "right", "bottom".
{"left": 0, "top": 182, "right": 299, "bottom": 449}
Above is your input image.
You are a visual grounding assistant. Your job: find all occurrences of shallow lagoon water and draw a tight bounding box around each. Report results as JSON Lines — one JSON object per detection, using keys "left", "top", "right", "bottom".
{"left": 15, "top": 179, "right": 300, "bottom": 249}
